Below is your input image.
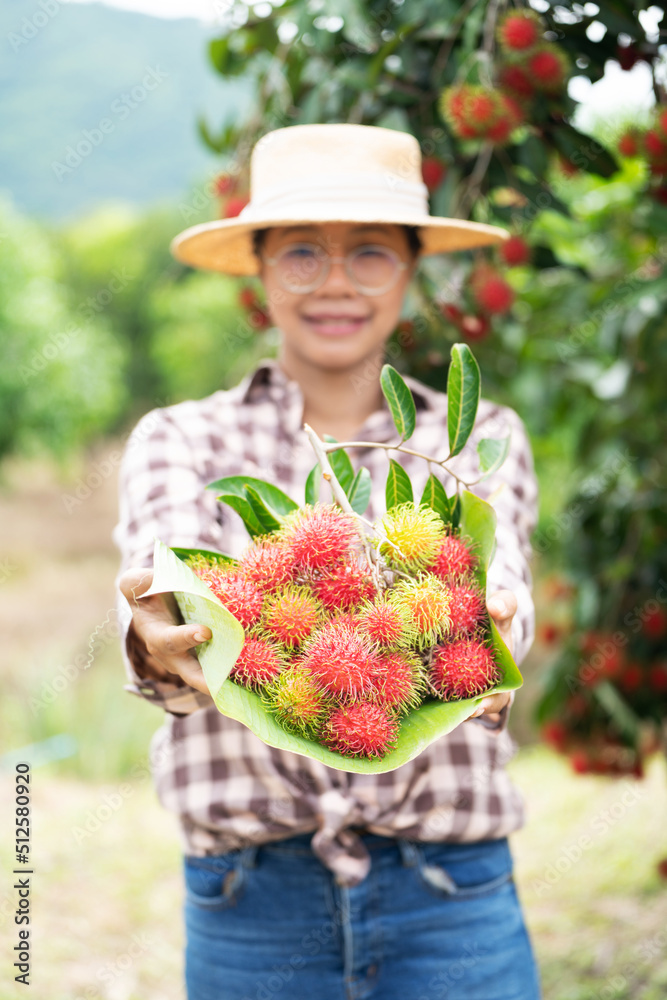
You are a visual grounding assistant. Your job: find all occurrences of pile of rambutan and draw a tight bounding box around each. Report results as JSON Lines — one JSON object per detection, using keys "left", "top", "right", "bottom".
{"left": 185, "top": 501, "right": 502, "bottom": 760}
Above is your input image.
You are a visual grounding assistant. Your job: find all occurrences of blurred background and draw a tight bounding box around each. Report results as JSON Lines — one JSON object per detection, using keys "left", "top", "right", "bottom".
{"left": 1, "top": 0, "right": 666, "bottom": 997}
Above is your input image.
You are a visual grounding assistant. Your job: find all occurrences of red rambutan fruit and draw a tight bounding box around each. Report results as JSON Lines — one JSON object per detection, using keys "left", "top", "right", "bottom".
{"left": 427, "top": 532, "right": 477, "bottom": 582}
{"left": 206, "top": 571, "right": 265, "bottom": 630}
{"left": 618, "top": 662, "right": 643, "bottom": 694}
{"left": 389, "top": 575, "right": 451, "bottom": 649}
{"left": 527, "top": 44, "right": 570, "bottom": 93}
{"left": 643, "top": 607, "right": 667, "bottom": 639}
{"left": 213, "top": 173, "right": 236, "bottom": 197}
{"left": 262, "top": 663, "right": 329, "bottom": 735}
{"left": 570, "top": 750, "right": 591, "bottom": 774}
{"left": 470, "top": 269, "right": 515, "bottom": 315}
{"left": 430, "top": 638, "right": 500, "bottom": 701}
{"left": 422, "top": 157, "right": 447, "bottom": 192}
{"left": 618, "top": 131, "right": 642, "bottom": 158}
{"left": 323, "top": 702, "right": 400, "bottom": 759}
{"left": 355, "top": 596, "right": 417, "bottom": 649}
{"left": 370, "top": 650, "right": 424, "bottom": 714}
{"left": 460, "top": 314, "right": 491, "bottom": 341}
{"left": 500, "top": 235, "right": 531, "bottom": 267}
{"left": 441, "top": 302, "right": 463, "bottom": 325}
{"left": 541, "top": 720, "right": 568, "bottom": 752}
{"left": 649, "top": 662, "right": 667, "bottom": 693}
{"left": 230, "top": 635, "right": 286, "bottom": 690}
{"left": 310, "top": 562, "right": 377, "bottom": 612}
{"left": 447, "top": 583, "right": 486, "bottom": 636}
{"left": 498, "top": 63, "right": 535, "bottom": 100}
{"left": 281, "top": 504, "right": 359, "bottom": 570}
{"left": 224, "top": 196, "right": 249, "bottom": 218}
{"left": 644, "top": 129, "right": 667, "bottom": 161}
{"left": 238, "top": 286, "right": 259, "bottom": 310}
{"left": 301, "top": 622, "right": 377, "bottom": 700}
{"left": 239, "top": 537, "right": 298, "bottom": 593}
{"left": 261, "top": 586, "right": 323, "bottom": 649}
{"left": 497, "top": 10, "right": 542, "bottom": 52}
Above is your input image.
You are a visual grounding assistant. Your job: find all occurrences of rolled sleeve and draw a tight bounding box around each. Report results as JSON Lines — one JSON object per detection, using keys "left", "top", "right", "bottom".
{"left": 112, "top": 406, "right": 227, "bottom": 715}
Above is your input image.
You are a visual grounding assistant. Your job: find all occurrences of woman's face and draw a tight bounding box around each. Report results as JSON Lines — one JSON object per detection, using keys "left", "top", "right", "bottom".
{"left": 258, "top": 222, "right": 416, "bottom": 372}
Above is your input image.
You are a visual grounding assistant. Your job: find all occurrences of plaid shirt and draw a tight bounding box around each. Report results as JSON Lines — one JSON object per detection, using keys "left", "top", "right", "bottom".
{"left": 112, "top": 358, "right": 538, "bottom": 887}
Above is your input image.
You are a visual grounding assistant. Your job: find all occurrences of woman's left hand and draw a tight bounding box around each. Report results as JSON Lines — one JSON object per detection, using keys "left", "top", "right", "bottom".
{"left": 468, "top": 589, "right": 517, "bottom": 721}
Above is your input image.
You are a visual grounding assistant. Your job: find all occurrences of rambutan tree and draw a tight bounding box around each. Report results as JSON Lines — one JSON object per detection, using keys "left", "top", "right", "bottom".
{"left": 186, "top": 1, "right": 667, "bottom": 784}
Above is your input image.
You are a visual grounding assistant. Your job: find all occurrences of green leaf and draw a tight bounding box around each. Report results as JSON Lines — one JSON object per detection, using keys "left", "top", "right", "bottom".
{"left": 145, "top": 539, "right": 245, "bottom": 693}
{"left": 305, "top": 464, "right": 320, "bottom": 506}
{"left": 206, "top": 476, "right": 298, "bottom": 516}
{"left": 172, "top": 546, "right": 237, "bottom": 567}
{"left": 348, "top": 466, "right": 372, "bottom": 515}
{"left": 420, "top": 474, "right": 450, "bottom": 523}
{"left": 385, "top": 458, "right": 414, "bottom": 509}
{"left": 449, "top": 493, "right": 461, "bottom": 530}
{"left": 477, "top": 435, "right": 511, "bottom": 480}
{"left": 244, "top": 486, "right": 284, "bottom": 534}
{"left": 447, "top": 343, "right": 480, "bottom": 458}
{"left": 592, "top": 682, "right": 641, "bottom": 742}
{"left": 216, "top": 493, "right": 265, "bottom": 539}
{"left": 148, "top": 492, "right": 522, "bottom": 774}
{"left": 323, "top": 435, "right": 355, "bottom": 494}
{"left": 380, "top": 364, "right": 417, "bottom": 441}
{"left": 550, "top": 123, "right": 619, "bottom": 179}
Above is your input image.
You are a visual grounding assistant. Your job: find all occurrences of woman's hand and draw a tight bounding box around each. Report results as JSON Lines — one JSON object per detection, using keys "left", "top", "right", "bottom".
{"left": 468, "top": 589, "right": 517, "bottom": 721}
{"left": 118, "top": 568, "right": 212, "bottom": 695}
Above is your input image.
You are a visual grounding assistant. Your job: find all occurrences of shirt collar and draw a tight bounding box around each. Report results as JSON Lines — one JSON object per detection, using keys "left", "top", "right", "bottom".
{"left": 239, "top": 358, "right": 436, "bottom": 443}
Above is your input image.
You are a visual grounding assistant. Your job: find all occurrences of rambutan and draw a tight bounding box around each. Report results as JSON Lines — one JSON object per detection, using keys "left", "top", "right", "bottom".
{"left": 649, "top": 662, "right": 667, "bottom": 693}
{"left": 427, "top": 532, "right": 477, "bottom": 582}
{"left": 439, "top": 84, "right": 523, "bottom": 145}
{"left": 379, "top": 503, "right": 445, "bottom": 572}
{"left": 224, "top": 196, "right": 249, "bottom": 218}
{"left": 541, "top": 720, "right": 568, "bottom": 752}
{"left": 370, "top": 650, "right": 424, "bottom": 714}
{"left": 261, "top": 586, "right": 323, "bottom": 649}
{"left": 447, "top": 583, "right": 486, "bottom": 636}
{"left": 280, "top": 504, "right": 359, "bottom": 570}
{"left": 355, "top": 595, "right": 417, "bottom": 649}
{"left": 526, "top": 44, "right": 570, "bottom": 93}
{"left": 498, "top": 63, "right": 535, "bottom": 100}
{"left": 500, "top": 235, "right": 531, "bottom": 267}
{"left": 206, "top": 570, "right": 265, "bottom": 630}
{"left": 618, "top": 130, "right": 642, "bottom": 158}
{"left": 262, "top": 663, "right": 329, "bottom": 735}
{"left": 301, "top": 622, "right": 377, "bottom": 700}
{"left": 618, "top": 662, "right": 643, "bottom": 694}
{"left": 421, "top": 157, "right": 447, "bottom": 192}
{"left": 389, "top": 575, "right": 451, "bottom": 649}
{"left": 239, "top": 536, "right": 298, "bottom": 593}
{"left": 323, "top": 702, "right": 400, "bottom": 759}
{"left": 430, "top": 638, "right": 500, "bottom": 701}
{"left": 310, "top": 562, "right": 377, "bottom": 612}
{"left": 460, "top": 314, "right": 491, "bottom": 341}
{"left": 230, "top": 635, "right": 286, "bottom": 690}
{"left": 470, "top": 268, "right": 515, "bottom": 315}
{"left": 497, "top": 10, "right": 542, "bottom": 52}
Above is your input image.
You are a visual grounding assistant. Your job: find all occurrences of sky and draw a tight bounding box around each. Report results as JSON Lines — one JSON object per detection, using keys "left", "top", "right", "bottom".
{"left": 67, "top": 0, "right": 663, "bottom": 128}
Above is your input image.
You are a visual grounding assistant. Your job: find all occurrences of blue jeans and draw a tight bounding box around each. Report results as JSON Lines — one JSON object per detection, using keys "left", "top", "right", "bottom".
{"left": 183, "top": 831, "right": 542, "bottom": 1000}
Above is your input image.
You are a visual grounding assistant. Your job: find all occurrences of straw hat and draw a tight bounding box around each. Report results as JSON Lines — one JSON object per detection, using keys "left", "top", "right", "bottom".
{"left": 170, "top": 123, "right": 509, "bottom": 275}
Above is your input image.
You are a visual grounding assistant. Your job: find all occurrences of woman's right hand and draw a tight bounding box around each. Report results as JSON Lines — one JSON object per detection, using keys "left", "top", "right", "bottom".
{"left": 118, "top": 568, "right": 212, "bottom": 695}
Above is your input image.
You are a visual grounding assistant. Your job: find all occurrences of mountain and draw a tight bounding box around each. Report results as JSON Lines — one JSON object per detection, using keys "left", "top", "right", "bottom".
{"left": 0, "top": 0, "right": 250, "bottom": 223}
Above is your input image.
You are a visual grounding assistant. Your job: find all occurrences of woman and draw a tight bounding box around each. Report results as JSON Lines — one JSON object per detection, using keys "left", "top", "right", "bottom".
{"left": 114, "top": 123, "right": 541, "bottom": 999}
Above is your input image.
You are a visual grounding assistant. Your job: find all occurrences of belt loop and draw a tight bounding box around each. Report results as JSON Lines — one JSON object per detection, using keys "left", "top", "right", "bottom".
{"left": 396, "top": 838, "right": 420, "bottom": 868}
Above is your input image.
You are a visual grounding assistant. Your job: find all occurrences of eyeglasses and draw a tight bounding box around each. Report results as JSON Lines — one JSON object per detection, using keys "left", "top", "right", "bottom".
{"left": 262, "top": 242, "right": 408, "bottom": 295}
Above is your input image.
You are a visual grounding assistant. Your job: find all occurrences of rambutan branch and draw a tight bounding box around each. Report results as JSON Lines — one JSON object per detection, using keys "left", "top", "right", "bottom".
{"left": 319, "top": 439, "right": 468, "bottom": 492}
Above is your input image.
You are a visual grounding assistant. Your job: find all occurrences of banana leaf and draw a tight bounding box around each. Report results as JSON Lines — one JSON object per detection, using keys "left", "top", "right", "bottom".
{"left": 146, "top": 490, "right": 523, "bottom": 774}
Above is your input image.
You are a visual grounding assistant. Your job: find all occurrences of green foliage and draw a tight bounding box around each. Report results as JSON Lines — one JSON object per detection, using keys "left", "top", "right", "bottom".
{"left": 0, "top": 196, "right": 127, "bottom": 460}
